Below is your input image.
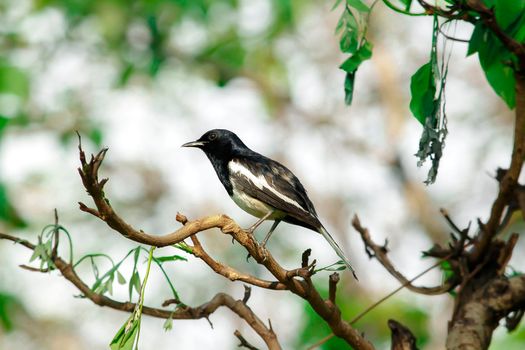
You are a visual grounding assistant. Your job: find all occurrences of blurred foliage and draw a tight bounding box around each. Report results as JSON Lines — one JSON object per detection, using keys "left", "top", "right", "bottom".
{"left": 297, "top": 283, "right": 429, "bottom": 349}
{"left": 334, "top": 0, "right": 372, "bottom": 105}
{"left": 0, "top": 291, "right": 22, "bottom": 332}
{"left": 28, "top": 0, "right": 298, "bottom": 86}
{"left": 0, "top": 0, "right": 306, "bottom": 228}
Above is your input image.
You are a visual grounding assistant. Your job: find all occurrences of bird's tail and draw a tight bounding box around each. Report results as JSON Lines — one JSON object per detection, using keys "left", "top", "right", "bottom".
{"left": 319, "top": 225, "right": 358, "bottom": 280}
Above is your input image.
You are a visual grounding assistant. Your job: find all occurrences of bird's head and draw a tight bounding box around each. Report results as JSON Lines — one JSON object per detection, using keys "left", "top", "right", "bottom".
{"left": 182, "top": 129, "right": 247, "bottom": 158}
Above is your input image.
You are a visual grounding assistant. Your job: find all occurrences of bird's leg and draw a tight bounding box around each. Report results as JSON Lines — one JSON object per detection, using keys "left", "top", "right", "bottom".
{"left": 244, "top": 211, "right": 274, "bottom": 263}
{"left": 245, "top": 211, "right": 274, "bottom": 234}
{"left": 261, "top": 220, "right": 281, "bottom": 248}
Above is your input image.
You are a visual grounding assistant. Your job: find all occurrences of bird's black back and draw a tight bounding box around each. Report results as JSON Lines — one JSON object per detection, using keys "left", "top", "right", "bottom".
{"left": 193, "top": 129, "right": 323, "bottom": 232}
{"left": 229, "top": 153, "right": 322, "bottom": 232}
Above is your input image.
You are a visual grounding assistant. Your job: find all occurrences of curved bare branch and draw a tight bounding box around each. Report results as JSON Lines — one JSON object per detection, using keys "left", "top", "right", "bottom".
{"left": 352, "top": 215, "right": 455, "bottom": 295}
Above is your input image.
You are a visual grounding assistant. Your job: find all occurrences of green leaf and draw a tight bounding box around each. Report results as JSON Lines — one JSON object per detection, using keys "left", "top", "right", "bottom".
{"left": 494, "top": 0, "right": 525, "bottom": 29}
{"left": 163, "top": 316, "right": 173, "bottom": 332}
{"left": 339, "top": 40, "right": 373, "bottom": 73}
{"left": 332, "top": 0, "right": 344, "bottom": 10}
{"left": 344, "top": 73, "right": 356, "bottom": 105}
{"left": 129, "top": 248, "right": 141, "bottom": 300}
{"left": 339, "top": 40, "right": 372, "bottom": 105}
{"left": 507, "top": 11, "right": 525, "bottom": 41}
{"left": 398, "top": 0, "right": 413, "bottom": 11}
{"left": 110, "top": 317, "right": 139, "bottom": 350}
{"left": 340, "top": 27, "right": 359, "bottom": 54}
{"left": 337, "top": 9, "right": 360, "bottom": 55}
{"left": 117, "top": 271, "right": 126, "bottom": 285}
{"left": 346, "top": 0, "right": 370, "bottom": 12}
{"left": 174, "top": 242, "right": 193, "bottom": 254}
{"left": 467, "top": 22, "right": 485, "bottom": 56}
{"left": 409, "top": 62, "right": 436, "bottom": 124}
{"left": 154, "top": 255, "right": 187, "bottom": 263}
{"left": 129, "top": 271, "right": 141, "bottom": 299}
{"left": 483, "top": 58, "right": 516, "bottom": 108}
{"left": 474, "top": 29, "right": 516, "bottom": 108}
{"left": 467, "top": 21, "right": 517, "bottom": 108}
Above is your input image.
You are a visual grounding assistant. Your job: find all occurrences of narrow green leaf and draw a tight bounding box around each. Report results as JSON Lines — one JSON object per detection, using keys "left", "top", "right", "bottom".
{"left": 29, "top": 244, "right": 44, "bottom": 263}
{"left": 174, "top": 242, "right": 193, "bottom": 254}
{"left": 409, "top": 62, "right": 436, "bottom": 124}
{"left": 398, "top": 0, "right": 413, "bottom": 11}
{"left": 117, "top": 271, "right": 126, "bottom": 285}
{"left": 332, "top": 0, "right": 344, "bottom": 11}
{"left": 163, "top": 316, "right": 173, "bottom": 332}
{"left": 346, "top": 0, "right": 370, "bottom": 12}
{"left": 154, "top": 255, "right": 187, "bottom": 263}
{"left": 90, "top": 257, "right": 99, "bottom": 279}
{"left": 131, "top": 272, "right": 141, "bottom": 296}
{"left": 344, "top": 73, "right": 356, "bottom": 105}
{"left": 129, "top": 248, "right": 141, "bottom": 300}
{"left": 110, "top": 317, "right": 139, "bottom": 350}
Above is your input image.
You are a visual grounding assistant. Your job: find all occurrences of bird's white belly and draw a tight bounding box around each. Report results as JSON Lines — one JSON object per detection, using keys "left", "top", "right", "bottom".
{"left": 230, "top": 188, "right": 272, "bottom": 218}
{"left": 230, "top": 188, "right": 285, "bottom": 220}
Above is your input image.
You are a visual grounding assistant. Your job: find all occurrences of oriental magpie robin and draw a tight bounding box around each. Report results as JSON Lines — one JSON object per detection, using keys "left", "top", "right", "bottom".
{"left": 182, "top": 129, "right": 357, "bottom": 279}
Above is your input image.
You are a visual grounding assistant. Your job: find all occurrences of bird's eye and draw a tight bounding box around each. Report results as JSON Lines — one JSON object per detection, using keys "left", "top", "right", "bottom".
{"left": 209, "top": 133, "right": 217, "bottom": 141}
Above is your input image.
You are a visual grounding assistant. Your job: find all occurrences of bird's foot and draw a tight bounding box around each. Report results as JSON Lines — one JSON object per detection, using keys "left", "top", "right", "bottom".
{"left": 258, "top": 243, "right": 269, "bottom": 262}
{"left": 242, "top": 226, "right": 256, "bottom": 235}
{"left": 245, "top": 243, "right": 270, "bottom": 263}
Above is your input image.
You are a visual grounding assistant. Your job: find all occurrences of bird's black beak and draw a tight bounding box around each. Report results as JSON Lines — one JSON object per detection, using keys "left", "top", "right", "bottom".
{"left": 181, "top": 140, "right": 207, "bottom": 148}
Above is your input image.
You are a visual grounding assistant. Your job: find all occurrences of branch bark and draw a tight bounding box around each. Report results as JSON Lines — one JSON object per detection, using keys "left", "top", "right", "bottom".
{"left": 0, "top": 232, "right": 281, "bottom": 349}
{"left": 446, "top": 275, "right": 525, "bottom": 349}
{"left": 75, "top": 142, "right": 375, "bottom": 349}
{"left": 352, "top": 215, "right": 455, "bottom": 295}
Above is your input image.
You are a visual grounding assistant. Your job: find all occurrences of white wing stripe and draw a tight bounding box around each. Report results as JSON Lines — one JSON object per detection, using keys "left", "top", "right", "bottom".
{"left": 228, "top": 161, "right": 308, "bottom": 214}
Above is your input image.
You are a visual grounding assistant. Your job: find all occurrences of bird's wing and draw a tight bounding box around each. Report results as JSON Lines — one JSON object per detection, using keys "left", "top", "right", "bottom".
{"left": 228, "top": 156, "right": 321, "bottom": 230}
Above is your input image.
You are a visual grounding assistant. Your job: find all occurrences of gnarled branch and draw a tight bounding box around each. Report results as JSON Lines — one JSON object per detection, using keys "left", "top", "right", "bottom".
{"left": 76, "top": 142, "right": 375, "bottom": 349}
{"left": 352, "top": 215, "right": 455, "bottom": 295}
{"left": 0, "top": 232, "right": 281, "bottom": 349}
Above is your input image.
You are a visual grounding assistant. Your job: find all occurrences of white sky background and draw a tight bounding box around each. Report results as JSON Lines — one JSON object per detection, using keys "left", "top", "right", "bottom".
{"left": 0, "top": 0, "right": 523, "bottom": 349}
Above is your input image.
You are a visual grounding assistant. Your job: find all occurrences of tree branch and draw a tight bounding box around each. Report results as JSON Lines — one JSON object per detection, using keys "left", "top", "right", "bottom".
{"left": 0, "top": 231, "right": 281, "bottom": 349}
{"left": 446, "top": 275, "right": 525, "bottom": 349}
{"left": 189, "top": 235, "right": 287, "bottom": 290}
{"left": 352, "top": 215, "right": 455, "bottom": 295}
{"left": 76, "top": 143, "right": 375, "bottom": 349}
{"left": 388, "top": 319, "right": 418, "bottom": 350}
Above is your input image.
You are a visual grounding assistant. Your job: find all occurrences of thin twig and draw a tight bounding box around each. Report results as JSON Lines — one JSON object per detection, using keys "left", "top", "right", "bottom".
{"left": 352, "top": 215, "right": 455, "bottom": 295}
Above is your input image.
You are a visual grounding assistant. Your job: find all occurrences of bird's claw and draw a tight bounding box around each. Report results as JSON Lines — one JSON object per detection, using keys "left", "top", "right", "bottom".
{"left": 245, "top": 243, "right": 269, "bottom": 263}
{"left": 259, "top": 243, "right": 269, "bottom": 262}
{"left": 242, "top": 226, "right": 255, "bottom": 235}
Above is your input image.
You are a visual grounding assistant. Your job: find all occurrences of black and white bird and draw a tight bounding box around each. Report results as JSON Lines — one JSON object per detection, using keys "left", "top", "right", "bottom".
{"left": 182, "top": 129, "right": 357, "bottom": 279}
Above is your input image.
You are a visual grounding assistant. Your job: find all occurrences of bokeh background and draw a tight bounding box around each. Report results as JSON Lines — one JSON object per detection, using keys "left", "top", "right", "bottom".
{"left": 0, "top": 0, "right": 524, "bottom": 349}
